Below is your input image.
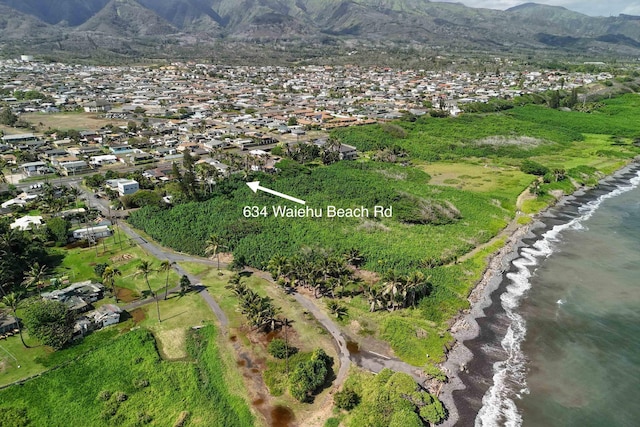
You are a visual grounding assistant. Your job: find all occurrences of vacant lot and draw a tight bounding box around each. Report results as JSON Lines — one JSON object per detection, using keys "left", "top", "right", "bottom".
{"left": 22, "top": 112, "right": 127, "bottom": 131}
{"left": 0, "top": 327, "right": 254, "bottom": 426}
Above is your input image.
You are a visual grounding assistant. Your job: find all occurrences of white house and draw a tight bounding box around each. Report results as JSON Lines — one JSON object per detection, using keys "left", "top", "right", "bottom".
{"left": 10, "top": 215, "right": 43, "bottom": 230}
{"left": 89, "top": 154, "right": 118, "bottom": 166}
{"left": 117, "top": 179, "right": 139, "bottom": 196}
{"left": 105, "top": 178, "right": 140, "bottom": 196}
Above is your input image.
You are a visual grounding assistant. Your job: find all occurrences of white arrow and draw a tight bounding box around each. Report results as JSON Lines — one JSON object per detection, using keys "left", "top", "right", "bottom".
{"left": 247, "top": 181, "right": 306, "bottom": 205}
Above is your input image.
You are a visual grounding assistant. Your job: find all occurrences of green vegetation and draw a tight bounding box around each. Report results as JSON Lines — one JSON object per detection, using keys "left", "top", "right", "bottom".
{"left": 268, "top": 338, "right": 298, "bottom": 359}
{"left": 340, "top": 368, "right": 445, "bottom": 427}
{"left": 0, "top": 327, "right": 254, "bottom": 426}
{"left": 22, "top": 299, "right": 75, "bottom": 350}
{"left": 130, "top": 162, "right": 509, "bottom": 273}
{"left": 129, "top": 93, "right": 640, "bottom": 374}
{"left": 288, "top": 348, "right": 334, "bottom": 402}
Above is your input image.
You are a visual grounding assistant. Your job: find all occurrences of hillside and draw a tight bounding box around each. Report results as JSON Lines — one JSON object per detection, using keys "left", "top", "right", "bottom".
{"left": 0, "top": 0, "right": 639, "bottom": 60}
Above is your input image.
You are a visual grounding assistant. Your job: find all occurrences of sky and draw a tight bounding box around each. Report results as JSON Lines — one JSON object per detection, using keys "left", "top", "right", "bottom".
{"left": 433, "top": 1, "right": 640, "bottom": 17}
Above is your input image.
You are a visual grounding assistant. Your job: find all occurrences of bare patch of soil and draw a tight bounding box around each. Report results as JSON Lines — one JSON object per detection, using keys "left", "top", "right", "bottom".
{"left": 130, "top": 308, "right": 146, "bottom": 324}
{"left": 110, "top": 253, "right": 134, "bottom": 263}
{"left": 115, "top": 286, "right": 138, "bottom": 303}
{"left": 353, "top": 268, "right": 380, "bottom": 285}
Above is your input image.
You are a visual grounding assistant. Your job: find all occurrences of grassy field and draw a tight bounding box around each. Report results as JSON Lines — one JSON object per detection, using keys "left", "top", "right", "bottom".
{"left": 0, "top": 326, "right": 125, "bottom": 387}
{"left": 137, "top": 292, "right": 217, "bottom": 360}
{"left": 0, "top": 327, "right": 254, "bottom": 427}
{"left": 21, "top": 111, "right": 127, "bottom": 132}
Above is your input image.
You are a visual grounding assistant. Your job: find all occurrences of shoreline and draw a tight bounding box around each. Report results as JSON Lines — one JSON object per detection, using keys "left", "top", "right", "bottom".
{"left": 437, "top": 158, "right": 640, "bottom": 427}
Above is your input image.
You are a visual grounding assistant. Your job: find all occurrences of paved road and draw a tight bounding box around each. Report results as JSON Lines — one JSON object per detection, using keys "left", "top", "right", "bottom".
{"left": 73, "top": 183, "right": 229, "bottom": 329}
{"left": 291, "top": 291, "right": 351, "bottom": 387}
{"left": 74, "top": 183, "right": 426, "bottom": 390}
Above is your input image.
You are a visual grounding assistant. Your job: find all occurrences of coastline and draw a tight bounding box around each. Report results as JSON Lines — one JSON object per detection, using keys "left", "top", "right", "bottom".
{"left": 437, "top": 158, "right": 640, "bottom": 427}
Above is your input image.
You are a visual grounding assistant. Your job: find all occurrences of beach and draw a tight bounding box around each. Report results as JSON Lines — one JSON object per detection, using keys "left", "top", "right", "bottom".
{"left": 437, "top": 159, "right": 640, "bottom": 426}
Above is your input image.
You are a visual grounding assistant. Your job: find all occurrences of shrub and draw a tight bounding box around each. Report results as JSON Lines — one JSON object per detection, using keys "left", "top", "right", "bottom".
{"left": 268, "top": 338, "right": 298, "bottom": 359}
{"left": 334, "top": 388, "right": 360, "bottom": 410}
{"left": 289, "top": 349, "right": 333, "bottom": 402}
{"left": 97, "top": 390, "right": 112, "bottom": 401}
{"left": 114, "top": 391, "right": 128, "bottom": 402}
{"left": 520, "top": 160, "right": 549, "bottom": 176}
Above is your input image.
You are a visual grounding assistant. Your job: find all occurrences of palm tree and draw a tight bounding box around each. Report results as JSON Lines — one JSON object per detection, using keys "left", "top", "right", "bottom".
{"left": 326, "top": 300, "right": 348, "bottom": 319}
{"left": 205, "top": 233, "right": 226, "bottom": 271}
{"left": 1, "top": 292, "right": 28, "bottom": 348}
{"left": 136, "top": 260, "right": 160, "bottom": 322}
{"left": 102, "top": 266, "right": 122, "bottom": 303}
{"left": 22, "top": 262, "right": 48, "bottom": 296}
{"left": 364, "top": 284, "right": 383, "bottom": 312}
{"left": 266, "top": 255, "right": 290, "bottom": 282}
{"left": 68, "top": 186, "right": 82, "bottom": 208}
{"left": 404, "top": 271, "right": 431, "bottom": 308}
{"left": 344, "top": 248, "right": 364, "bottom": 269}
{"left": 158, "top": 260, "right": 174, "bottom": 300}
{"left": 381, "top": 269, "right": 406, "bottom": 311}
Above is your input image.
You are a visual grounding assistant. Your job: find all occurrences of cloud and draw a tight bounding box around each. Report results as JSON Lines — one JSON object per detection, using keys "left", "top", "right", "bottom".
{"left": 433, "top": 1, "right": 638, "bottom": 17}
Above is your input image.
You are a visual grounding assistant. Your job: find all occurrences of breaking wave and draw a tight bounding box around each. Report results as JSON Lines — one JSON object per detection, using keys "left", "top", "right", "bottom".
{"left": 475, "top": 171, "right": 640, "bottom": 426}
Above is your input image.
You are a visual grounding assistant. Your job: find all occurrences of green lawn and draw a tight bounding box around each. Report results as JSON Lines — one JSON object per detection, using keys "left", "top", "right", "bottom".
{"left": 53, "top": 230, "right": 181, "bottom": 298}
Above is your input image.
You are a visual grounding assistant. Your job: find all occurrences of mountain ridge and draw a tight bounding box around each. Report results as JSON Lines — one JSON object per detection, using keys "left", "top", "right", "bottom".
{"left": 0, "top": 0, "right": 638, "bottom": 60}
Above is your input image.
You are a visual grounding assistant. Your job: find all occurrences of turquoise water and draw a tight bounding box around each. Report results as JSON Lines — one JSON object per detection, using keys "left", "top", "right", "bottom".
{"left": 519, "top": 184, "right": 640, "bottom": 426}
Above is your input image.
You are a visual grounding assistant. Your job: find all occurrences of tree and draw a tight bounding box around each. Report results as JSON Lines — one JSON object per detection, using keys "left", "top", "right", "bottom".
{"left": 334, "top": 388, "right": 360, "bottom": 411}
{"left": 22, "top": 262, "right": 49, "bottom": 296}
{"left": 0, "top": 107, "right": 17, "bottom": 126}
{"left": 289, "top": 348, "right": 333, "bottom": 402}
{"left": 179, "top": 275, "right": 191, "bottom": 295}
{"left": 268, "top": 338, "right": 298, "bottom": 359}
{"left": 158, "top": 260, "right": 174, "bottom": 300}
{"left": 102, "top": 266, "right": 122, "bottom": 303}
{"left": 1, "top": 293, "right": 28, "bottom": 347}
{"left": 364, "top": 284, "right": 384, "bottom": 312}
{"left": 205, "top": 234, "right": 225, "bottom": 271}
{"left": 22, "top": 299, "right": 74, "bottom": 349}
{"left": 45, "top": 217, "right": 70, "bottom": 245}
{"left": 136, "top": 260, "right": 160, "bottom": 322}
{"left": 326, "top": 300, "right": 348, "bottom": 319}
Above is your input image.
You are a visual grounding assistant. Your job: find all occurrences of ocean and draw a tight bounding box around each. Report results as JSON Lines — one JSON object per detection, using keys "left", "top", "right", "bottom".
{"left": 457, "top": 166, "right": 640, "bottom": 427}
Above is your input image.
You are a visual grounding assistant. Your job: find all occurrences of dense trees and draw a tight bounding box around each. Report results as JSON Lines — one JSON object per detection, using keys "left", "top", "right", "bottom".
{"left": 0, "top": 221, "right": 48, "bottom": 293}
{"left": 128, "top": 162, "right": 506, "bottom": 274}
{"left": 226, "top": 279, "right": 280, "bottom": 332}
{"left": 22, "top": 299, "right": 75, "bottom": 349}
{"left": 0, "top": 106, "right": 18, "bottom": 126}
{"left": 267, "top": 247, "right": 353, "bottom": 298}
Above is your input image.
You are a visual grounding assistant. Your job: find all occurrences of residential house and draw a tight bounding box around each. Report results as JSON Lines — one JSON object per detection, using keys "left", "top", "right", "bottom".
{"left": 0, "top": 315, "right": 19, "bottom": 335}
{"left": 10, "top": 215, "right": 43, "bottom": 231}
{"left": 105, "top": 178, "right": 139, "bottom": 195}
{"left": 72, "top": 225, "right": 112, "bottom": 240}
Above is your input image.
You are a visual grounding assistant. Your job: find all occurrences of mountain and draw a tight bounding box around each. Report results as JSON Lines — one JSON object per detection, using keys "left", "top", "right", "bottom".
{"left": 0, "top": 0, "right": 639, "bottom": 61}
